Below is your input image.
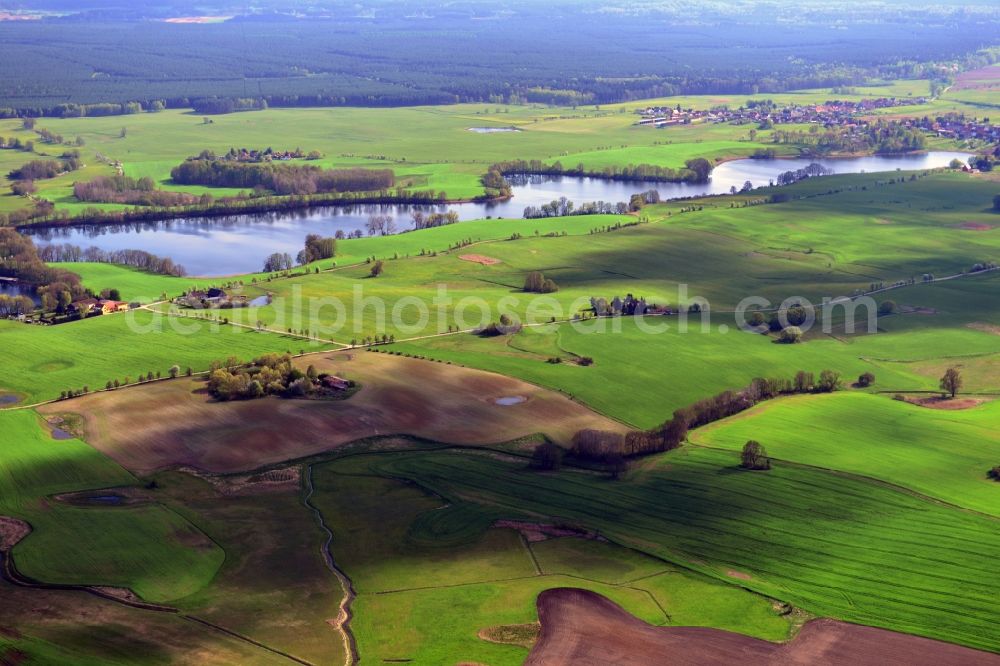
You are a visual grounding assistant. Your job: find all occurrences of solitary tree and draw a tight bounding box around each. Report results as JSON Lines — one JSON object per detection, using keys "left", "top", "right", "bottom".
{"left": 940, "top": 367, "right": 963, "bottom": 398}
{"left": 169, "top": 365, "right": 180, "bottom": 378}
{"left": 857, "top": 372, "right": 876, "bottom": 388}
{"left": 740, "top": 440, "right": 771, "bottom": 470}
{"left": 370, "top": 260, "right": 384, "bottom": 278}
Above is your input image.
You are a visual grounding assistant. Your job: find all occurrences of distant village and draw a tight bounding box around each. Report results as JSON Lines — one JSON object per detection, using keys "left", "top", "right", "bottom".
{"left": 636, "top": 98, "right": 999, "bottom": 145}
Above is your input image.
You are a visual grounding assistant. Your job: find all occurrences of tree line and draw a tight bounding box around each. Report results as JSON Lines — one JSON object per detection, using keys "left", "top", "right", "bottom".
{"left": 774, "top": 163, "right": 834, "bottom": 186}
{"left": 566, "top": 369, "right": 845, "bottom": 465}
{"left": 0, "top": 228, "right": 88, "bottom": 294}
{"left": 0, "top": 294, "right": 35, "bottom": 317}
{"left": 170, "top": 159, "right": 394, "bottom": 196}
{"left": 38, "top": 243, "right": 186, "bottom": 277}
{"left": 770, "top": 121, "right": 927, "bottom": 156}
{"left": 8, "top": 156, "right": 81, "bottom": 181}
{"left": 2, "top": 187, "right": 448, "bottom": 230}
{"left": 73, "top": 174, "right": 200, "bottom": 207}
{"left": 487, "top": 158, "right": 713, "bottom": 187}
{"left": 523, "top": 197, "right": 631, "bottom": 219}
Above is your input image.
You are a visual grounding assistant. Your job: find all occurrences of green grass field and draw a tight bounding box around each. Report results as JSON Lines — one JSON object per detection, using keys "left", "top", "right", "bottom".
{"left": 312, "top": 454, "right": 793, "bottom": 664}
{"left": 0, "top": 410, "right": 223, "bottom": 602}
{"left": 0, "top": 310, "right": 325, "bottom": 404}
{"left": 692, "top": 392, "right": 1000, "bottom": 515}
{"left": 334, "top": 446, "right": 1000, "bottom": 653}
{"left": 0, "top": 104, "right": 782, "bottom": 214}
{"left": 1, "top": 87, "right": 999, "bottom": 662}
{"left": 0, "top": 80, "right": 968, "bottom": 221}
{"left": 387, "top": 315, "right": 993, "bottom": 427}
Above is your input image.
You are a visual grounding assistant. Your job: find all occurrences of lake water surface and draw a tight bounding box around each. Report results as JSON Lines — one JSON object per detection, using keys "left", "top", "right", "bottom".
{"left": 0, "top": 280, "right": 40, "bottom": 304}
{"left": 24, "top": 151, "right": 969, "bottom": 276}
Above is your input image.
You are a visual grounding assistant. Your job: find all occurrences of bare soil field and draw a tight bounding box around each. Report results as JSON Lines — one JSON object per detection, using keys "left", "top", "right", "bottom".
{"left": 968, "top": 322, "right": 1000, "bottom": 336}
{"left": 0, "top": 575, "right": 274, "bottom": 664}
{"left": 39, "top": 352, "right": 623, "bottom": 474}
{"left": 954, "top": 65, "right": 1000, "bottom": 90}
{"left": 459, "top": 254, "right": 502, "bottom": 265}
{"left": 904, "top": 395, "right": 988, "bottom": 410}
{"left": 525, "top": 588, "right": 1000, "bottom": 666}
{"left": 0, "top": 517, "right": 30, "bottom": 551}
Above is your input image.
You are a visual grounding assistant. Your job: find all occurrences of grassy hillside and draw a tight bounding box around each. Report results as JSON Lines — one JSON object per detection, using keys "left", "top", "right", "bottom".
{"left": 338, "top": 446, "right": 1000, "bottom": 653}
{"left": 388, "top": 318, "right": 968, "bottom": 427}
{"left": 313, "top": 456, "right": 794, "bottom": 664}
{"left": 0, "top": 311, "right": 321, "bottom": 405}
{"left": 0, "top": 410, "right": 222, "bottom": 602}
{"left": 692, "top": 392, "right": 1000, "bottom": 515}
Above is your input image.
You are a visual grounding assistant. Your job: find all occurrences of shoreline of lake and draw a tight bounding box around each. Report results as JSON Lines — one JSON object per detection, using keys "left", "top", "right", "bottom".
{"left": 14, "top": 150, "right": 970, "bottom": 233}
{"left": 20, "top": 151, "right": 972, "bottom": 276}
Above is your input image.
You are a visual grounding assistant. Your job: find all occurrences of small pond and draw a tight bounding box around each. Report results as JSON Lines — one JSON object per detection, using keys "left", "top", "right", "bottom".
{"left": 494, "top": 396, "right": 527, "bottom": 406}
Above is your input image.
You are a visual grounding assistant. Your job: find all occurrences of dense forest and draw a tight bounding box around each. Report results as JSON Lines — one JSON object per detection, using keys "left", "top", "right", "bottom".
{"left": 0, "top": 0, "right": 997, "bottom": 115}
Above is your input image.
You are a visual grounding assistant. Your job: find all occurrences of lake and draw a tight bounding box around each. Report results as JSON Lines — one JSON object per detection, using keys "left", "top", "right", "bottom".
{"left": 0, "top": 280, "right": 40, "bottom": 304}
{"left": 24, "top": 151, "right": 969, "bottom": 277}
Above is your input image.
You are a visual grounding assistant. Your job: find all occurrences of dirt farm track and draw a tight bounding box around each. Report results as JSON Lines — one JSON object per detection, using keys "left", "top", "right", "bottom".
{"left": 525, "top": 588, "right": 1000, "bottom": 666}
{"left": 38, "top": 352, "right": 623, "bottom": 474}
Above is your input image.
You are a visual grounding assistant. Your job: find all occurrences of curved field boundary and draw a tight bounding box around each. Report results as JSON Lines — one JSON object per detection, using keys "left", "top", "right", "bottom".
{"left": 0, "top": 514, "right": 315, "bottom": 665}
{"left": 343, "top": 447, "right": 1000, "bottom": 653}
{"left": 526, "top": 588, "right": 1000, "bottom": 665}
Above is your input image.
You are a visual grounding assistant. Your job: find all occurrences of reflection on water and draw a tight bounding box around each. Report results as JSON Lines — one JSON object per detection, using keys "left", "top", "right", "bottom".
{"left": 22, "top": 152, "right": 969, "bottom": 277}
{"left": 0, "top": 280, "right": 40, "bottom": 305}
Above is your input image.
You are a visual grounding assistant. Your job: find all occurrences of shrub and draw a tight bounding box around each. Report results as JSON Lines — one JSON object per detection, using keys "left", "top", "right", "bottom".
{"left": 817, "top": 369, "right": 842, "bottom": 393}
{"left": 779, "top": 326, "right": 803, "bottom": 344}
{"left": 10, "top": 180, "right": 36, "bottom": 196}
{"left": 747, "top": 311, "right": 767, "bottom": 329}
{"left": 988, "top": 466, "right": 1000, "bottom": 481}
{"left": 523, "top": 271, "right": 558, "bottom": 293}
{"left": 857, "top": 372, "right": 876, "bottom": 388}
{"left": 878, "top": 300, "right": 898, "bottom": 316}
